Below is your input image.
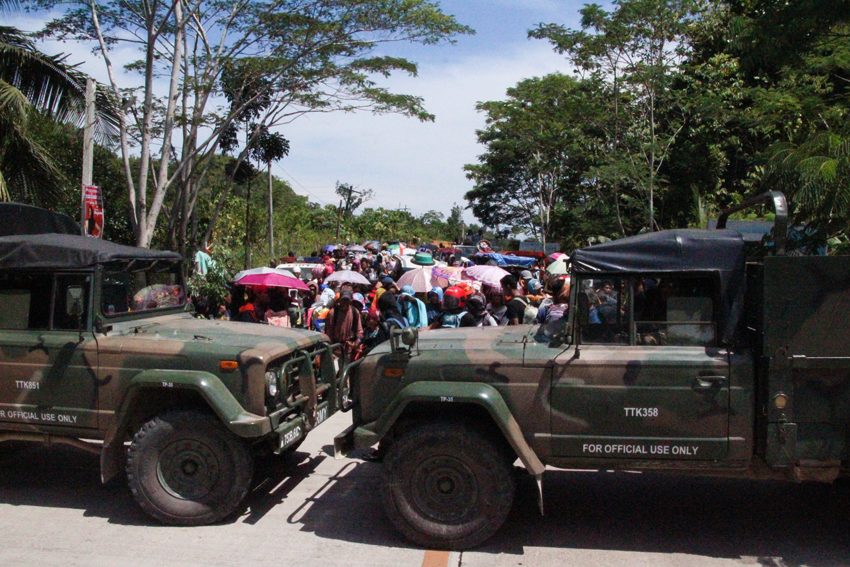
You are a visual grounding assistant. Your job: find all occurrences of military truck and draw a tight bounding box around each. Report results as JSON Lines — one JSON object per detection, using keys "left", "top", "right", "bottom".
{"left": 0, "top": 231, "right": 340, "bottom": 525}
{"left": 335, "top": 192, "right": 850, "bottom": 549}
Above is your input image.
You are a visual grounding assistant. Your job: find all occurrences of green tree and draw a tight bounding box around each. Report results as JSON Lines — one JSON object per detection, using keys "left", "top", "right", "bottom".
{"left": 0, "top": 9, "right": 117, "bottom": 203}
{"left": 40, "top": 0, "right": 472, "bottom": 248}
{"left": 531, "top": 0, "right": 698, "bottom": 230}
{"left": 669, "top": 1, "right": 850, "bottom": 242}
{"left": 251, "top": 128, "right": 290, "bottom": 260}
{"left": 464, "top": 74, "right": 595, "bottom": 248}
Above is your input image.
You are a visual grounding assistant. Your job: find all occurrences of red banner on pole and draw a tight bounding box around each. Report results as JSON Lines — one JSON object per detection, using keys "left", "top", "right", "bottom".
{"left": 83, "top": 185, "right": 104, "bottom": 238}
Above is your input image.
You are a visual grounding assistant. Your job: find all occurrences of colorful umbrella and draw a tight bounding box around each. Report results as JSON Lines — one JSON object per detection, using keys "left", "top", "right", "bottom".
{"left": 397, "top": 266, "right": 433, "bottom": 293}
{"left": 548, "top": 252, "right": 567, "bottom": 261}
{"left": 323, "top": 269, "right": 371, "bottom": 286}
{"left": 234, "top": 272, "right": 309, "bottom": 291}
{"left": 462, "top": 264, "right": 510, "bottom": 288}
{"left": 546, "top": 257, "right": 569, "bottom": 275}
{"left": 347, "top": 244, "right": 367, "bottom": 253}
{"left": 233, "top": 266, "right": 296, "bottom": 282}
{"left": 430, "top": 265, "right": 465, "bottom": 288}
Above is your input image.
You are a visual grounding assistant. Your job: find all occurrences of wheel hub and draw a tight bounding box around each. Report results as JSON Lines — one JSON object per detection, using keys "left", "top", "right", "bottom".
{"left": 157, "top": 439, "right": 221, "bottom": 500}
{"left": 410, "top": 455, "right": 478, "bottom": 524}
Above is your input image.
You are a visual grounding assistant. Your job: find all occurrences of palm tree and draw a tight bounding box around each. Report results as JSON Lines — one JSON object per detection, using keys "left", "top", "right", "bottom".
{"left": 0, "top": 7, "right": 118, "bottom": 204}
{"left": 766, "top": 131, "right": 850, "bottom": 239}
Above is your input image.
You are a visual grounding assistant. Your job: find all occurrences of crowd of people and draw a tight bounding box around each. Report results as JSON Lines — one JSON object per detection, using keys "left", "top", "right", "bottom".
{"left": 196, "top": 244, "right": 573, "bottom": 360}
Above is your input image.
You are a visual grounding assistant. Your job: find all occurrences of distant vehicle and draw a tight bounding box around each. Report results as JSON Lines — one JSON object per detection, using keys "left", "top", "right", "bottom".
{"left": 336, "top": 192, "right": 850, "bottom": 549}
{"left": 0, "top": 230, "right": 341, "bottom": 525}
{"left": 276, "top": 262, "right": 322, "bottom": 282}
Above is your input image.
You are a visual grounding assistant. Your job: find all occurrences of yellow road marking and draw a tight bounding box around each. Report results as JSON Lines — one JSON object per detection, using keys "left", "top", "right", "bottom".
{"left": 421, "top": 549, "right": 450, "bottom": 567}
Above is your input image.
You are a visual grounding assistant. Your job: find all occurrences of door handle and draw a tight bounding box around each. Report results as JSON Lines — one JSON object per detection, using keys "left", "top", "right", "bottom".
{"left": 692, "top": 375, "right": 727, "bottom": 390}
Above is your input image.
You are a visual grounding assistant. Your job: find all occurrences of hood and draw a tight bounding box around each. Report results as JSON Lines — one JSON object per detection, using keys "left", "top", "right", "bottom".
{"left": 105, "top": 313, "right": 328, "bottom": 353}
{"left": 369, "top": 323, "right": 534, "bottom": 357}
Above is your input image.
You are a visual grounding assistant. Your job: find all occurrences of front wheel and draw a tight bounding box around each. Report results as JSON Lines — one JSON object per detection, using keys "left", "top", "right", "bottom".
{"left": 126, "top": 410, "right": 254, "bottom": 526}
{"left": 381, "top": 421, "right": 516, "bottom": 550}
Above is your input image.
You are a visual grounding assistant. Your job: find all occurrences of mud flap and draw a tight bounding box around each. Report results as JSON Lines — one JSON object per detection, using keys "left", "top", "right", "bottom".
{"left": 536, "top": 473, "right": 544, "bottom": 516}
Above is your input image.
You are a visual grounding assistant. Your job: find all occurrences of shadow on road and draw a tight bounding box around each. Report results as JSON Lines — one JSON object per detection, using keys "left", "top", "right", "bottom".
{"left": 292, "top": 462, "right": 850, "bottom": 566}
{"left": 0, "top": 442, "right": 331, "bottom": 528}
{"left": 0, "top": 442, "right": 148, "bottom": 525}
{"left": 4, "top": 440, "right": 850, "bottom": 566}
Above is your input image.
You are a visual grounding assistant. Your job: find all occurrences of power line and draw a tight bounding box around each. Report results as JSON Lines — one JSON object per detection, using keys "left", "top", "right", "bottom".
{"left": 273, "top": 164, "right": 333, "bottom": 206}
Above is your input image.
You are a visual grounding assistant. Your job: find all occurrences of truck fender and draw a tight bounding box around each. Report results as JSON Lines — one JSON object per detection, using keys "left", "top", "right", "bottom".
{"left": 100, "top": 369, "right": 270, "bottom": 483}
{"left": 367, "top": 381, "right": 545, "bottom": 477}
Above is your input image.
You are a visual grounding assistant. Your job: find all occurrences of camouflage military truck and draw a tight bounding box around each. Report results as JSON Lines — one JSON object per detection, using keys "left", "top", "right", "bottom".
{"left": 0, "top": 231, "right": 339, "bottom": 525}
{"left": 336, "top": 192, "right": 850, "bottom": 549}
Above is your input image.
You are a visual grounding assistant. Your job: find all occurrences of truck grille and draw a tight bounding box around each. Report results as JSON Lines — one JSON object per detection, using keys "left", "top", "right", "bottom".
{"left": 267, "top": 343, "right": 335, "bottom": 410}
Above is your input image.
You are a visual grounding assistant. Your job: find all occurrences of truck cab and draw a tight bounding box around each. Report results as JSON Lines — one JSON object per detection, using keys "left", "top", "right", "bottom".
{"left": 338, "top": 192, "right": 850, "bottom": 549}
{"left": 0, "top": 228, "right": 341, "bottom": 526}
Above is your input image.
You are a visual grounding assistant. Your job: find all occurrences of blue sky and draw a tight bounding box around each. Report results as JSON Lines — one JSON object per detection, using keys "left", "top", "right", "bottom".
{"left": 276, "top": 0, "right": 594, "bottom": 219}
{"left": 17, "top": 1, "right": 601, "bottom": 221}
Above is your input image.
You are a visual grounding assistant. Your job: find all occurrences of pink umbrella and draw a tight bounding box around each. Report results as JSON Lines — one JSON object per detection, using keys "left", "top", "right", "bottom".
{"left": 548, "top": 252, "right": 567, "bottom": 261}
{"left": 397, "top": 266, "right": 433, "bottom": 293}
{"left": 462, "top": 264, "right": 510, "bottom": 288}
{"left": 430, "top": 265, "right": 465, "bottom": 288}
{"left": 235, "top": 272, "right": 309, "bottom": 291}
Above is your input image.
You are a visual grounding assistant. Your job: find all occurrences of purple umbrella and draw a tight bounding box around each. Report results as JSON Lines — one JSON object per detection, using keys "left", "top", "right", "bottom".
{"left": 462, "top": 264, "right": 510, "bottom": 288}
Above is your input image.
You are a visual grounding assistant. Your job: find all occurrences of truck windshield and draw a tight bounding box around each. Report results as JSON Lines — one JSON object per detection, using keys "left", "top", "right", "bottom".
{"left": 101, "top": 261, "right": 185, "bottom": 317}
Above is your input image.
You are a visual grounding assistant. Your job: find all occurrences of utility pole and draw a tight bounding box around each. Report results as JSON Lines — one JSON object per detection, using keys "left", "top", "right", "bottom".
{"left": 80, "top": 79, "right": 96, "bottom": 234}
{"left": 267, "top": 161, "right": 274, "bottom": 261}
{"left": 335, "top": 199, "right": 344, "bottom": 240}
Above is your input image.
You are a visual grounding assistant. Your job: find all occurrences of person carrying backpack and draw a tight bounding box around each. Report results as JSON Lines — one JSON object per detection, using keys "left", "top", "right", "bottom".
{"left": 430, "top": 286, "right": 467, "bottom": 329}
{"left": 375, "top": 291, "right": 409, "bottom": 344}
{"left": 500, "top": 274, "right": 538, "bottom": 325}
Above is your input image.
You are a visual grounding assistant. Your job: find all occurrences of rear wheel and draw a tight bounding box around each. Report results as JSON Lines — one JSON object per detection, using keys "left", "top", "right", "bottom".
{"left": 381, "top": 420, "right": 515, "bottom": 550}
{"left": 126, "top": 409, "right": 253, "bottom": 526}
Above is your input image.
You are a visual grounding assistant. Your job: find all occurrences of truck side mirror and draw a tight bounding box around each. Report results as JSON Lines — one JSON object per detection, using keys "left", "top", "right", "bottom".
{"left": 390, "top": 326, "right": 418, "bottom": 354}
{"left": 400, "top": 327, "right": 418, "bottom": 347}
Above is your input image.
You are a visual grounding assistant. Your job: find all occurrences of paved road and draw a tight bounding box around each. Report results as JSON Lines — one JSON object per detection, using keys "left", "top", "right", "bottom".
{"left": 1, "top": 411, "right": 849, "bottom": 567}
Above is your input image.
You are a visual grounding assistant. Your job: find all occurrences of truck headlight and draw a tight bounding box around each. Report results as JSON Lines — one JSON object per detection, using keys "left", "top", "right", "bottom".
{"left": 265, "top": 370, "right": 279, "bottom": 398}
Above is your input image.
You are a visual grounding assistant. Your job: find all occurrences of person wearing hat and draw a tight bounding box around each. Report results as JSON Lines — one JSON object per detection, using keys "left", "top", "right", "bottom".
{"left": 410, "top": 251, "right": 435, "bottom": 266}
{"left": 399, "top": 284, "right": 429, "bottom": 328}
{"left": 325, "top": 289, "right": 363, "bottom": 359}
{"left": 426, "top": 286, "right": 443, "bottom": 325}
{"left": 519, "top": 269, "right": 534, "bottom": 293}
{"left": 526, "top": 278, "right": 545, "bottom": 305}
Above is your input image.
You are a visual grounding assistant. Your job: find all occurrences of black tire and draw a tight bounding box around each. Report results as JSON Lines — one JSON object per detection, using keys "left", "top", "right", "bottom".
{"left": 381, "top": 420, "right": 516, "bottom": 550}
{"left": 126, "top": 409, "right": 254, "bottom": 526}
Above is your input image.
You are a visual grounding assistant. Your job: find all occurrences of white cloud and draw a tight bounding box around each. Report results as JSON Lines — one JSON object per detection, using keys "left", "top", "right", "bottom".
{"left": 13, "top": 11, "right": 575, "bottom": 222}
{"left": 274, "top": 40, "right": 574, "bottom": 220}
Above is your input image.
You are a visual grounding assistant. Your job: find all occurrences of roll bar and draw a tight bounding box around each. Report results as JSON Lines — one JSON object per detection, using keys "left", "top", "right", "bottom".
{"left": 717, "top": 191, "right": 788, "bottom": 255}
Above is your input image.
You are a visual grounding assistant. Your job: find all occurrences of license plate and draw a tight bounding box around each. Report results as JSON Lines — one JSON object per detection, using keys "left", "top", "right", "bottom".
{"left": 280, "top": 425, "right": 303, "bottom": 450}
{"left": 315, "top": 405, "right": 329, "bottom": 426}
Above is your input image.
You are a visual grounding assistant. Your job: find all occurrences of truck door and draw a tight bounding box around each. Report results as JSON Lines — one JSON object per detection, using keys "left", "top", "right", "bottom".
{"left": 0, "top": 272, "right": 99, "bottom": 429}
{"left": 550, "top": 275, "right": 730, "bottom": 461}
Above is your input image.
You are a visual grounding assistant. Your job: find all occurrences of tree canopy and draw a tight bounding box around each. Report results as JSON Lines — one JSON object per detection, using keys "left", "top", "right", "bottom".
{"left": 465, "top": 0, "right": 850, "bottom": 252}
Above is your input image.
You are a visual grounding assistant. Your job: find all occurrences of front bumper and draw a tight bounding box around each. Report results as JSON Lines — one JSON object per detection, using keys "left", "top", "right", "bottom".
{"left": 272, "top": 399, "right": 333, "bottom": 453}
{"left": 333, "top": 421, "right": 380, "bottom": 458}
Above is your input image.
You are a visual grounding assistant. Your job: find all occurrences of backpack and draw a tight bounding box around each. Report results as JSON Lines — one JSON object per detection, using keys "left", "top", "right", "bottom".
{"left": 440, "top": 310, "right": 467, "bottom": 329}
{"left": 516, "top": 297, "right": 539, "bottom": 325}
